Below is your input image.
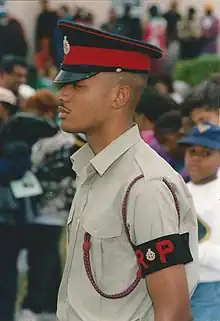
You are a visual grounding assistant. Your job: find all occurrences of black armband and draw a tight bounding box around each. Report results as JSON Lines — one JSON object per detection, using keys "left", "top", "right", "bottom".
{"left": 135, "top": 233, "right": 193, "bottom": 278}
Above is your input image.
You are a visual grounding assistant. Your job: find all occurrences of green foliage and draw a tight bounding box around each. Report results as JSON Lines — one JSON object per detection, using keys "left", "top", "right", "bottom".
{"left": 173, "top": 55, "right": 220, "bottom": 86}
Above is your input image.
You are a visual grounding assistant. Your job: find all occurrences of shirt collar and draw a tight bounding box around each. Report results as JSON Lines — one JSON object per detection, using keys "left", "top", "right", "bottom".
{"left": 71, "top": 125, "right": 141, "bottom": 176}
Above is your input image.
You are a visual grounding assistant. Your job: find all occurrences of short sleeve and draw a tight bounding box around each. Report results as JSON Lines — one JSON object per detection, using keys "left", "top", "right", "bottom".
{"left": 133, "top": 179, "right": 193, "bottom": 276}
{"left": 134, "top": 179, "right": 179, "bottom": 246}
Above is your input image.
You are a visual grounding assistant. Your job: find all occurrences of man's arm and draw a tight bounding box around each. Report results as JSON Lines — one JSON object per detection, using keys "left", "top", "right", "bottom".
{"left": 147, "top": 265, "right": 192, "bottom": 321}
{"left": 133, "top": 178, "right": 195, "bottom": 321}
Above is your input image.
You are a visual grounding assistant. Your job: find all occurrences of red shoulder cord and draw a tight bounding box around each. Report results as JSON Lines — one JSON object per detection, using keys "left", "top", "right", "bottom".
{"left": 82, "top": 175, "right": 180, "bottom": 299}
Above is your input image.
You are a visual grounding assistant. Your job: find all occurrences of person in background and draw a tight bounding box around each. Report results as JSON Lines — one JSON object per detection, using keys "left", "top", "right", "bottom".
{"left": 0, "top": 7, "right": 27, "bottom": 61}
{"left": 155, "top": 74, "right": 183, "bottom": 103}
{"left": 35, "top": 0, "right": 57, "bottom": 59}
{"left": 34, "top": 38, "right": 53, "bottom": 75}
{"left": 114, "top": 3, "right": 142, "bottom": 40}
{"left": 163, "top": 0, "right": 181, "bottom": 75}
{"left": 0, "top": 89, "right": 59, "bottom": 210}
{"left": 164, "top": 0, "right": 181, "bottom": 46}
{"left": 182, "top": 81, "right": 220, "bottom": 126}
{"left": 154, "top": 110, "right": 189, "bottom": 181}
{"left": 17, "top": 115, "right": 77, "bottom": 321}
{"left": 178, "top": 122, "right": 220, "bottom": 321}
{"left": 144, "top": 5, "right": 167, "bottom": 51}
{"left": 0, "top": 55, "right": 27, "bottom": 98}
{"left": 135, "top": 87, "right": 179, "bottom": 144}
{"left": 17, "top": 133, "right": 87, "bottom": 321}
{"left": 144, "top": 5, "right": 166, "bottom": 76}
{"left": 101, "top": 8, "right": 117, "bottom": 33}
{"left": 0, "top": 88, "right": 28, "bottom": 186}
{"left": 201, "top": 3, "right": 219, "bottom": 55}
{"left": 178, "top": 7, "right": 202, "bottom": 59}
{"left": 0, "top": 89, "right": 58, "bottom": 321}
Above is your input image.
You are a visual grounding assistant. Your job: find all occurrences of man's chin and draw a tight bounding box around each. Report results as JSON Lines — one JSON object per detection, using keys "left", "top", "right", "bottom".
{"left": 60, "top": 121, "right": 84, "bottom": 134}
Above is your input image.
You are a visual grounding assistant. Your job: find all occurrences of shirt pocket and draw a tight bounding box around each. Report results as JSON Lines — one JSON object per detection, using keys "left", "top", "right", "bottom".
{"left": 83, "top": 210, "right": 122, "bottom": 239}
{"left": 82, "top": 211, "right": 124, "bottom": 286}
{"left": 82, "top": 210, "right": 139, "bottom": 297}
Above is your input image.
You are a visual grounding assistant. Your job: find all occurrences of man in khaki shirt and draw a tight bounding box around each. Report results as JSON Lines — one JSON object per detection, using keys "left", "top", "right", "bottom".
{"left": 54, "top": 20, "right": 199, "bottom": 321}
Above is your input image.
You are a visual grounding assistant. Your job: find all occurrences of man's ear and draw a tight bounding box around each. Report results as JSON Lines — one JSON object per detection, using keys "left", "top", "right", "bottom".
{"left": 112, "top": 85, "right": 132, "bottom": 110}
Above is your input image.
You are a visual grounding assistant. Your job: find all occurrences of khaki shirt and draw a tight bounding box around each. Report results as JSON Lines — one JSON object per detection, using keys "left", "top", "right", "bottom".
{"left": 57, "top": 125, "right": 199, "bottom": 321}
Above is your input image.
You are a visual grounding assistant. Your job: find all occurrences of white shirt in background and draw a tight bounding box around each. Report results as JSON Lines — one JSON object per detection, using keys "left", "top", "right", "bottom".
{"left": 187, "top": 175, "right": 220, "bottom": 282}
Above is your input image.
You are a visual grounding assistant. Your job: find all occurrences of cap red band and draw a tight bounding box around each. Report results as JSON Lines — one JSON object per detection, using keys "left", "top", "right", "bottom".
{"left": 63, "top": 46, "right": 151, "bottom": 71}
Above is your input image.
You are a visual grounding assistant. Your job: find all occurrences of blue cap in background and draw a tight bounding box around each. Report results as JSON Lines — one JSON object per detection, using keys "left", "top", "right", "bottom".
{"left": 178, "top": 122, "right": 220, "bottom": 150}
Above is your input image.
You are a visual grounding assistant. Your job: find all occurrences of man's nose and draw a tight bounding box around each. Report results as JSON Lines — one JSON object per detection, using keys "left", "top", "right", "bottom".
{"left": 56, "top": 84, "right": 72, "bottom": 101}
{"left": 56, "top": 88, "right": 64, "bottom": 101}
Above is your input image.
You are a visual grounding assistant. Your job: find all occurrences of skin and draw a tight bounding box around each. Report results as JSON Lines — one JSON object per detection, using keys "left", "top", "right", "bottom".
{"left": 57, "top": 72, "right": 145, "bottom": 154}
{"left": 56, "top": 72, "right": 192, "bottom": 319}
{"left": 185, "top": 145, "right": 220, "bottom": 184}
{"left": 147, "top": 265, "right": 192, "bottom": 321}
{"left": 190, "top": 107, "right": 219, "bottom": 126}
{"left": 0, "top": 65, "right": 27, "bottom": 94}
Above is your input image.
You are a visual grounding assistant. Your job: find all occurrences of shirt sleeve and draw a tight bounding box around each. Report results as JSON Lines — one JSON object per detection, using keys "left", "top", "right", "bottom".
{"left": 133, "top": 179, "right": 193, "bottom": 277}
{"left": 134, "top": 179, "right": 179, "bottom": 246}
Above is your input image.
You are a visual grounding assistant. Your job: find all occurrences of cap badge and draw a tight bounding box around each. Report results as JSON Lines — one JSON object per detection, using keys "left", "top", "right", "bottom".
{"left": 146, "top": 249, "right": 156, "bottom": 261}
{"left": 197, "top": 124, "right": 211, "bottom": 133}
{"left": 116, "top": 68, "right": 122, "bottom": 73}
{"left": 63, "top": 36, "right": 70, "bottom": 55}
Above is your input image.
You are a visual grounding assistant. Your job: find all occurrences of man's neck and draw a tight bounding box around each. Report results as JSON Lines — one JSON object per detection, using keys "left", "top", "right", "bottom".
{"left": 193, "top": 172, "right": 218, "bottom": 185}
{"left": 86, "top": 121, "right": 133, "bottom": 155}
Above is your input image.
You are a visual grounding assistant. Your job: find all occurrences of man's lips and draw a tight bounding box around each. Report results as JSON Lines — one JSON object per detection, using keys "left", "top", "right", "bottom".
{"left": 58, "top": 106, "right": 71, "bottom": 119}
{"left": 58, "top": 106, "right": 70, "bottom": 114}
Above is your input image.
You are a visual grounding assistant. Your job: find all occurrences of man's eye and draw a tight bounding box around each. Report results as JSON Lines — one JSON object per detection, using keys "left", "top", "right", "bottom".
{"left": 73, "top": 83, "right": 83, "bottom": 89}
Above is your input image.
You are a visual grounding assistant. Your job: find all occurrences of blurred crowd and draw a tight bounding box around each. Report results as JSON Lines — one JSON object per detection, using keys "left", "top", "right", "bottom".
{"left": 0, "top": 0, "right": 220, "bottom": 321}
{"left": 1, "top": 0, "right": 220, "bottom": 82}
